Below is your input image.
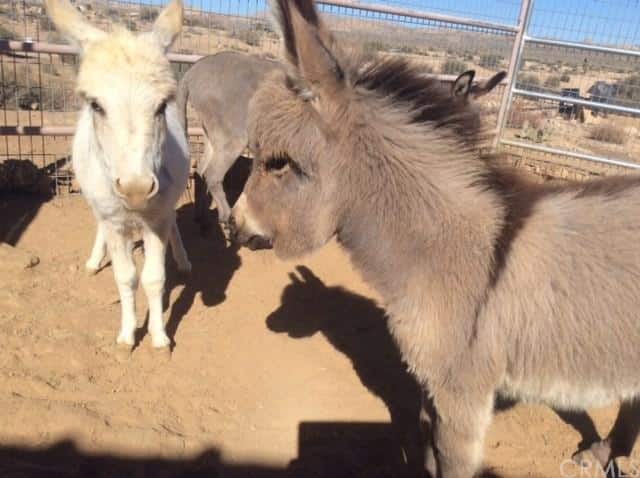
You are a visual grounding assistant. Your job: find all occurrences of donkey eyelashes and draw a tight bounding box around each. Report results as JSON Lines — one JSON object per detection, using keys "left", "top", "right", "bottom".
{"left": 265, "top": 152, "right": 292, "bottom": 172}
{"left": 263, "top": 152, "right": 310, "bottom": 179}
{"left": 155, "top": 101, "right": 168, "bottom": 117}
{"left": 89, "top": 99, "right": 105, "bottom": 116}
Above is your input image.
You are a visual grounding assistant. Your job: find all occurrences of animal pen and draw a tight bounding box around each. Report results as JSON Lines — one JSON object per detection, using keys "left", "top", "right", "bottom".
{"left": 1, "top": 0, "right": 640, "bottom": 193}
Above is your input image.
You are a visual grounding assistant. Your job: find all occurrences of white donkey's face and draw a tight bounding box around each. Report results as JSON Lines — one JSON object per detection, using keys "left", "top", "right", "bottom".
{"left": 45, "top": 0, "right": 183, "bottom": 210}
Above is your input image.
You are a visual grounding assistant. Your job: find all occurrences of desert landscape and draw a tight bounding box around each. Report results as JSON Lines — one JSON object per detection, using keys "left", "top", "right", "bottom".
{"left": 2, "top": 0, "right": 640, "bottom": 175}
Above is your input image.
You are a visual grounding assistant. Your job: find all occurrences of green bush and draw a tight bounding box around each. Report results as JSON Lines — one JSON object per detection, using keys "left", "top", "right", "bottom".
{"left": 618, "top": 74, "right": 640, "bottom": 103}
{"left": 363, "top": 41, "right": 388, "bottom": 54}
{"left": 590, "top": 124, "right": 626, "bottom": 145}
{"left": 230, "top": 29, "right": 261, "bottom": 47}
{"left": 560, "top": 73, "right": 571, "bottom": 83}
{"left": 39, "top": 16, "right": 55, "bottom": 32}
{"left": 441, "top": 59, "right": 468, "bottom": 75}
{"left": 544, "top": 75, "right": 561, "bottom": 89}
{"left": 517, "top": 73, "right": 540, "bottom": 88}
{"left": 0, "top": 24, "right": 18, "bottom": 40}
{"left": 479, "top": 54, "right": 503, "bottom": 69}
{"left": 139, "top": 6, "right": 159, "bottom": 22}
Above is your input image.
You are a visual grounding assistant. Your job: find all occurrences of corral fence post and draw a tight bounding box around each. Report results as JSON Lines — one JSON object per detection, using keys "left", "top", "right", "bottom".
{"left": 493, "top": 0, "right": 534, "bottom": 150}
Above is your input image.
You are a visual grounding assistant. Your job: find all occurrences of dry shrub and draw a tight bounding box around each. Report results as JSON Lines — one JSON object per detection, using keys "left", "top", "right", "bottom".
{"left": 230, "top": 29, "right": 261, "bottom": 47}
{"left": 590, "top": 124, "right": 626, "bottom": 144}
{"left": 507, "top": 104, "right": 545, "bottom": 129}
{"left": 544, "top": 75, "right": 561, "bottom": 88}
{"left": 441, "top": 59, "right": 468, "bottom": 75}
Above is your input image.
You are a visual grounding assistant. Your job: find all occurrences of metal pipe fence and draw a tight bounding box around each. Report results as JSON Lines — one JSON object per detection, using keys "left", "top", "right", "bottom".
{"left": 1, "top": 0, "right": 639, "bottom": 189}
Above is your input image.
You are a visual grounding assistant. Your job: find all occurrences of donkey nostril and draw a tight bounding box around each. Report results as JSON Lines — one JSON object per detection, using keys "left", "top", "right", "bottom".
{"left": 114, "top": 178, "right": 123, "bottom": 195}
{"left": 146, "top": 175, "right": 159, "bottom": 199}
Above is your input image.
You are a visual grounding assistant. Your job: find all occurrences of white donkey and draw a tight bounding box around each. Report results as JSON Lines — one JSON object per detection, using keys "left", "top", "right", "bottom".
{"left": 45, "top": 0, "right": 191, "bottom": 350}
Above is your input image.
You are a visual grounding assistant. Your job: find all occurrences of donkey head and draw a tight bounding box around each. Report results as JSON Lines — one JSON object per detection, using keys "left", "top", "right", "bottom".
{"left": 45, "top": 0, "right": 183, "bottom": 210}
{"left": 231, "top": 0, "right": 347, "bottom": 257}
{"left": 232, "top": 0, "right": 489, "bottom": 258}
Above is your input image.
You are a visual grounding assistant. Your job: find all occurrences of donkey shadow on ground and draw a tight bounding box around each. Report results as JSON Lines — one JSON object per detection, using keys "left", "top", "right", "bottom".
{"left": 266, "top": 265, "right": 428, "bottom": 478}
{"left": 160, "top": 157, "right": 252, "bottom": 349}
{"left": 269, "top": 266, "right": 620, "bottom": 478}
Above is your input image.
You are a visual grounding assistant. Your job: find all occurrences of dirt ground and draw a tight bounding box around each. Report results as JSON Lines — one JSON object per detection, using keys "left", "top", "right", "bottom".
{"left": 0, "top": 192, "right": 635, "bottom": 478}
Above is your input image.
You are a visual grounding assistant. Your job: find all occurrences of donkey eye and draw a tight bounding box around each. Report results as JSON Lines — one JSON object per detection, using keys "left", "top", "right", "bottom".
{"left": 89, "top": 100, "right": 104, "bottom": 115}
{"left": 265, "top": 153, "right": 291, "bottom": 173}
{"left": 155, "top": 101, "right": 168, "bottom": 117}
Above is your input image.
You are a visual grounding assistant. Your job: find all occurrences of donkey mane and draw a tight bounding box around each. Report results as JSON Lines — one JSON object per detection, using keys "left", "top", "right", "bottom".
{"left": 353, "top": 57, "right": 484, "bottom": 146}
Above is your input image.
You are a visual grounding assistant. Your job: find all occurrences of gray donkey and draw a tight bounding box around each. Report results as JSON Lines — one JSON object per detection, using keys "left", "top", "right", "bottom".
{"left": 231, "top": 0, "right": 640, "bottom": 476}
{"left": 177, "top": 51, "right": 282, "bottom": 231}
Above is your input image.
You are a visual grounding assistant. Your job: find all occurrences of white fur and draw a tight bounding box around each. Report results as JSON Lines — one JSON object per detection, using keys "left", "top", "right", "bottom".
{"left": 46, "top": 0, "right": 190, "bottom": 349}
{"left": 73, "top": 104, "right": 190, "bottom": 348}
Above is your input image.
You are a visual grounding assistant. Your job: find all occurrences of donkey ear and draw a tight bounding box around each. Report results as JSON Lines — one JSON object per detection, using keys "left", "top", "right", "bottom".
{"left": 149, "top": 0, "right": 184, "bottom": 52}
{"left": 472, "top": 70, "right": 507, "bottom": 98}
{"left": 269, "top": 0, "right": 344, "bottom": 96}
{"left": 44, "top": 0, "right": 105, "bottom": 49}
{"left": 452, "top": 70, "right": 475, "bottom": 98}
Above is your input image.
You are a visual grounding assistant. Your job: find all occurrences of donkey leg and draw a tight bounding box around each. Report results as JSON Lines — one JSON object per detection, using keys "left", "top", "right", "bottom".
{"left": 86, "top": 221, "right": 107, "bottom": 274}
{"left": 575, "top": 400, "right": 640, "bottom": 470}
{"left": 141, "top": 223, "right": 170, "bottom": 348}
{"left": 169, "top": 218, "right": 191, "bottom": 274}
{"left": 205, "top": 134, "right": 247, "bottom": 226}
{"left": 421, "top": 392, "right": 438, "bottom": 478}
{"left": 431, "top": 389, "right": 494, "bottom": 478}
{"left": 104, "top": 227, "right": 137, "bottom": 347}
{"left": 193, "top": 170, "right": 212, "bottom": 226}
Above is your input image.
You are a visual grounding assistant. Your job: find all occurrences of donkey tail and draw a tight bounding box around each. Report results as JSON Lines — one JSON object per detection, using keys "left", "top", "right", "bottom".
{"left": 176, "top": 71, "right": 190, "bottom": 134}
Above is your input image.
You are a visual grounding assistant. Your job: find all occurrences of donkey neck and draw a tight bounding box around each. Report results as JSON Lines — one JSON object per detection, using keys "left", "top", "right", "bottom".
{"left": 335, "top": 130, "right": 506, "bottom": 328}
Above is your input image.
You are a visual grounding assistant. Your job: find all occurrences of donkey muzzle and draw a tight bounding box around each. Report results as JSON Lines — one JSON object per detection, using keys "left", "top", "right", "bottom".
{"left": 113, "top": 174, "right": 159, "bottom": 210}
{"left": 228, "top": 214, "right": 273, "bottom": 250}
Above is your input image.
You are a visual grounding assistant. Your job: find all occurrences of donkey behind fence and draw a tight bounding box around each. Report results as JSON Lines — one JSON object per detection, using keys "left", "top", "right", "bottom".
{"left": 231, "top": 0, "right": 640, "bottom": 475}
{"left": 45, "top": 0, "right": 191, "bottom": 351}
{"left": 177, "top": 51, "right": 503, "bottom": 235}
{"left": 177, "top": 51, "right": 282, "bottom": 233}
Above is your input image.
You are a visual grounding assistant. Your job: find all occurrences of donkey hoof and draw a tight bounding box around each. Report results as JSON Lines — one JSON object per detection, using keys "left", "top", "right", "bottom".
{"left": 589, "top": 441, "right": 612, "bottom": 468}
{"left": 572, "top": 441, "right": 611, "bottom": 469}
{"left": 116, "top": 331, "right": 135, "bottom": 346}
{"left": 151, "top": 333, "right": 171, "bottom": 349}
{"left": 85, "top": 261, "right": 101, "bottom": 275}
{"left": 572, "top": 450, "right": 593, "bottom": 467}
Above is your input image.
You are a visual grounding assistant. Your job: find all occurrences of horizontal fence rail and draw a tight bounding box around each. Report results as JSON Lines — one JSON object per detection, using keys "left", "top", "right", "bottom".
{"left": 512, "top": 88, "right": 640, "bottom": 116}
{"left": 319, "top": 0, "right": 519, "bottom": 33}
{"left": 524, "top": 36, "right": 640, "bottom": 59}
{"left": 494, "top": 0, "right": 640, "bottom": 170}
{"left": 501, "top": 139, "right": 640, "bottom": 170}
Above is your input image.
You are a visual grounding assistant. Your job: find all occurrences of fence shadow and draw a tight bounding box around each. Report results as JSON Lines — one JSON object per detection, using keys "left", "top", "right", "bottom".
{"left": 0, "top": 423, "right": 419, "bottom": 478}
{"left": 0, "top": 420, "right": 497, "bottom": 478}
{"left": 266, "top": 265, "right": 427, "bottom": 477}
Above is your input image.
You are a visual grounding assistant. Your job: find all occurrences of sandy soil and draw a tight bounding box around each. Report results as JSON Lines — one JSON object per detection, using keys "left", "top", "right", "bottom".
{"left": 0, "top": 193, "right": 635, "bottom": 478}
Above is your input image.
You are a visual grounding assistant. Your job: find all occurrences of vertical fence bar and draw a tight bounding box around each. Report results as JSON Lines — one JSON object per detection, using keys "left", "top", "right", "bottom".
{"left": 492, "top": 0, "right": 534, "bottom": 149}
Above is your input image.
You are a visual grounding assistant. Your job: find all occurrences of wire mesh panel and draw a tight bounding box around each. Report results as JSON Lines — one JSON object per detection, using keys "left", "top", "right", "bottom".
{"left": 498, "top": 0, "right": 640, "bottom": 171}
{"left": 0, "top": 0, "right": 518, "bottom": 187}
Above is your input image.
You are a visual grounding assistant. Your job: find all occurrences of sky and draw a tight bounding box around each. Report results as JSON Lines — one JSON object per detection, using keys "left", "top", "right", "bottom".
{"left": 177, "top": 0, "right": 640, "bottom": 47}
